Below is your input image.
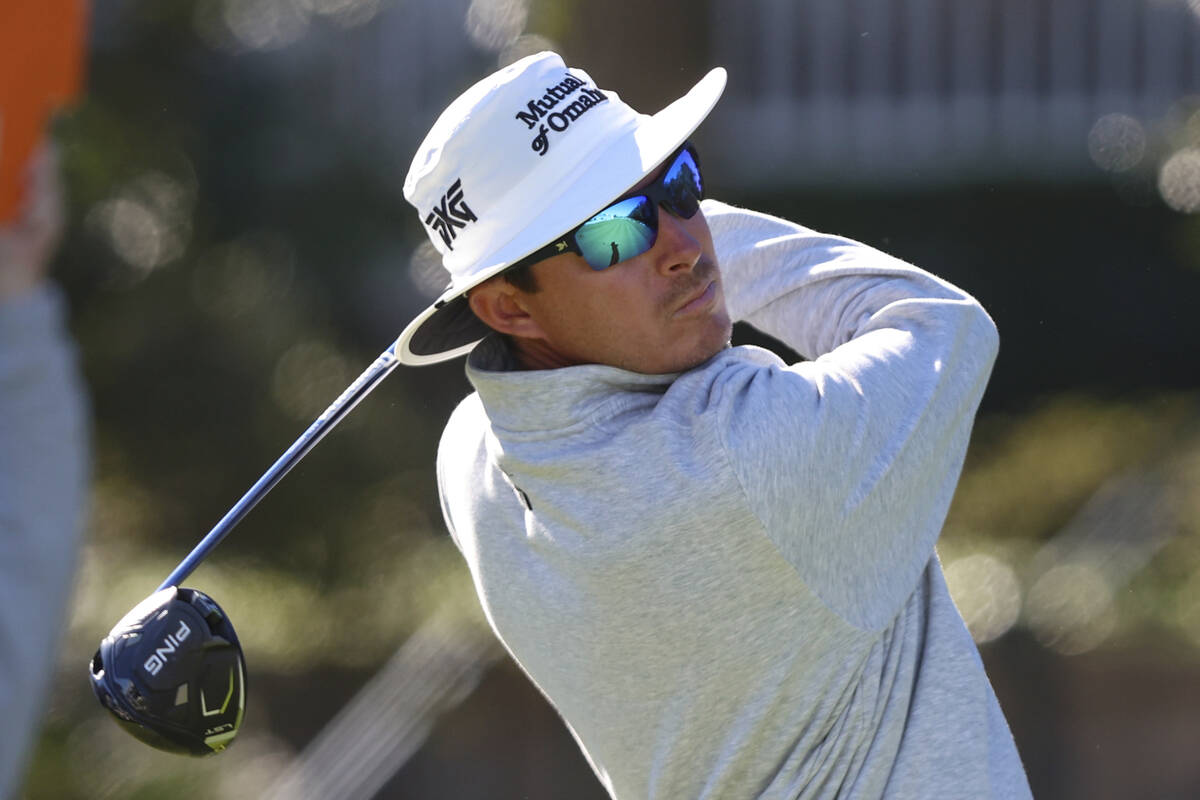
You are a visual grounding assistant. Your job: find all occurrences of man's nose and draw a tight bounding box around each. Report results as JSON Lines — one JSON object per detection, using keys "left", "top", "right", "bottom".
{"left": 652, "top": 205, "right": 702, "bottom": 274}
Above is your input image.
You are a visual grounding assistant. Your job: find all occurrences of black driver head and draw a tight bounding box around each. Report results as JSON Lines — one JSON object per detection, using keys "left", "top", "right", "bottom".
{"left": 90, "top": 586, "right": 246, "bottom": 756}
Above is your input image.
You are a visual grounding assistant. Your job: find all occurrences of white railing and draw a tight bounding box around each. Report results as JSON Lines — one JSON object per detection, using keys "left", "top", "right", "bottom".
{"left": 707, "top": 0, "right": 1200, "bottom": 186}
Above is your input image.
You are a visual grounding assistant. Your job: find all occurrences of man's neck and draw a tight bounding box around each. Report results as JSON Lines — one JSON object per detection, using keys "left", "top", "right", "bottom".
{"left": 506, "top": 336, "right": 578, "bottom": 371}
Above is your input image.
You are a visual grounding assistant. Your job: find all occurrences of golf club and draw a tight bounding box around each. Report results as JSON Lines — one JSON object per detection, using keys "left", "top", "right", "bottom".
{"left": 91, "top": 340, "right": 402, "bottom": 754}
{"left": 160, "top": 341, "right": 400, "bottom": 591}
{"left": 90, "top": 586, "right": 246, "bottom": 756}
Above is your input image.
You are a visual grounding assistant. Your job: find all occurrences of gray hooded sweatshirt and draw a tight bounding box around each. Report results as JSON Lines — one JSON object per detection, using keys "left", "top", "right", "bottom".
{"left": 436, "top": 200, "right": 1032, "bottom": 799}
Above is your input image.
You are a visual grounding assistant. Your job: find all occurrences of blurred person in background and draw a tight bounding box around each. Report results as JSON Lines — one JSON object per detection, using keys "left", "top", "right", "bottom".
{"left": 0, "top": 143, "right": 90, "bottom": 798}
{"left": 396, "top": 52, "right": 1031, "bottom": 799}
{"left": 1, "top": 3, "right": 90, "bottom": 792}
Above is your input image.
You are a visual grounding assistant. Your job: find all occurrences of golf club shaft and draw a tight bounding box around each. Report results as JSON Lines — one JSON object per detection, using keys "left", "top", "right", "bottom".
{"left": 158, "top": 342, "right": 402, "bottom": 591}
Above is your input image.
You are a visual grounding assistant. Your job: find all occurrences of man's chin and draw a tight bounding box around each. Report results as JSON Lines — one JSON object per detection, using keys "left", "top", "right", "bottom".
{"left": 663, "top": 315, "right": 734, "bottom": 374}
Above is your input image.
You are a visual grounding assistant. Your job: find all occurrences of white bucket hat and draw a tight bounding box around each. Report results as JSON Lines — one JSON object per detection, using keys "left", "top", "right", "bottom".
{"left": 395, "top": 51, "right": 727, "bottom": 366}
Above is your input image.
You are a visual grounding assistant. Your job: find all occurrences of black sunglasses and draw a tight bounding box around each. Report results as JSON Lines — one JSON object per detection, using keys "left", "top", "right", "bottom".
{"left": 507, "top": 143, "right": 705, "bottom": 273}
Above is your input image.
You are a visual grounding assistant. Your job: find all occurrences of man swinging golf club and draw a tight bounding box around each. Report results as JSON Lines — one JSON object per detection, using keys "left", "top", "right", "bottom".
{"left": 396, "top": 52, "right": 1033, "bottom": 799}
{"left": 90, "top": 48, "right": 1032, "bottom": 798}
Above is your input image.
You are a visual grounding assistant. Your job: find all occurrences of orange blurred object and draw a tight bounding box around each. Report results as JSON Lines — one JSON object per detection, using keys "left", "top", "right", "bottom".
{"left": 0, "top": 1, "right": 88, "bottom": 222}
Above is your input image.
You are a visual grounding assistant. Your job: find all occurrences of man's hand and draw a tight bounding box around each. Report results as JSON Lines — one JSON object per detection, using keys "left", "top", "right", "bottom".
{"left": 0, "top": 143, "right": 65, "bottom": 302}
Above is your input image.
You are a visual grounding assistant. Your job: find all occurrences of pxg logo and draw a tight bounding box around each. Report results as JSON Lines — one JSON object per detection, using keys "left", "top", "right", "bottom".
{"left": 424, "top": 178, "right": 477, "bottom": 250}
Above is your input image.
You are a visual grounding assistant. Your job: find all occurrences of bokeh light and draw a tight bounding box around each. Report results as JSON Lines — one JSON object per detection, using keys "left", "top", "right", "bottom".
{"left": 196, "top": 0, "right": 386, "bottom": 52}
{"left": 222, "top": 0, "right": 310, "bottom": 51}
{"left": 944, "top": 553, "right": 1022, "bottom": 644}
{"left": 465, "top": 0, "right": 528, "bottom": 52}
{"left": 1087, "top": 113, "right": 1146, "bottom": 173}
{"left": 1158, "top": 148, "right": 1200, "bottom": 212}
{"left": 1025, "top": 562, "right": 1117, "bottom": 655}
{"left": 299, "top": 0, "right": 384, "bottom": 28}
{"left": 85, "top": 171, "right": 194, "bottom": 280}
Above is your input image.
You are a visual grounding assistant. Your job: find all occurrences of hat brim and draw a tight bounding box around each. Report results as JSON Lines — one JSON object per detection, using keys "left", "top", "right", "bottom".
{"left": 394, "top": 66, "right": 728, "bottom": 367}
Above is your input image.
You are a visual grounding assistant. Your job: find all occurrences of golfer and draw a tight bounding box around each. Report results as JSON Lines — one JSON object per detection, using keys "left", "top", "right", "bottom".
{"left": 396, "top": 52, "right": 1032, "bottom": 799}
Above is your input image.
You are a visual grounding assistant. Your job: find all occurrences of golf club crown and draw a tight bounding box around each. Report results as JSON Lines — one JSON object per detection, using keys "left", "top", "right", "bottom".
{"left": 90, "top": 586, "right": 246, "bottom": 756}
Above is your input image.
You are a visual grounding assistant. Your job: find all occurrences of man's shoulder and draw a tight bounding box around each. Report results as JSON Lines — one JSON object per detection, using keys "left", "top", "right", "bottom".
{"left": 666, "top": 344, "right": 788, "bottom": 414}
{"left": 439, "top": 391, "right": 487, "bottom": 456}
{"left": 446, "top": 390, "right": 484, "bottom": 422}
{"left": 700, "top": 198, "right": 812, "bottom": 240}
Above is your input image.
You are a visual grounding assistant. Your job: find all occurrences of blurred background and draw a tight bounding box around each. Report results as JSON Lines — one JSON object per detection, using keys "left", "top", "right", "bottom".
{"left": 13, "top": 0, "right": 1200, "bottom": 797}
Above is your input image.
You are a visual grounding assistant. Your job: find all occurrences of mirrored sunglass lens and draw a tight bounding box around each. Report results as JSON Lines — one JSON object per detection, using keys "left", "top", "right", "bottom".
{"left": 576, "top": 197, "right": 656, "bottom": 269}
{"left": 663, "top": 150, "right": 702, "bottom": 216}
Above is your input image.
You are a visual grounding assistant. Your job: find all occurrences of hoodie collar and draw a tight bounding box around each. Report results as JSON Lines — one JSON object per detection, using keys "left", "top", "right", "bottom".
{"left": 464, "top": 335, "right": 679, "bottom": 436}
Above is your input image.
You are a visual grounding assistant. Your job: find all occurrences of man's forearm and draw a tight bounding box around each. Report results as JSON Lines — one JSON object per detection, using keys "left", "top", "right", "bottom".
{"left": 706, "top": 198, "right": 986, "bottom": 362}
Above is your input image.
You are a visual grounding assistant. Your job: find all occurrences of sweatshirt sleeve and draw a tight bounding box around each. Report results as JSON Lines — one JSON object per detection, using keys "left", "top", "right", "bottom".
{"left": 703, "top": 199, "right": 998, "bottom": 631}
{"left": 0, "top": 283, "right": 90, "bottom": 797}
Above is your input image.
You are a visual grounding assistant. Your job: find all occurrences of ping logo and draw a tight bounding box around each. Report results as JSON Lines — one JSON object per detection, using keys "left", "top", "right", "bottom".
{"left": 424, "top": 178, "right": 477, "bottom": 250}
{"left": 143, "top": 620, "right": 192, "bottom": 676}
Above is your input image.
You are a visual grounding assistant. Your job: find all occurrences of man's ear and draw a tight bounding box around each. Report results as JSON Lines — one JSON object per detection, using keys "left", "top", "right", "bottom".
{"left": 467, "top": 276, "right": 548, "bottom": 340}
